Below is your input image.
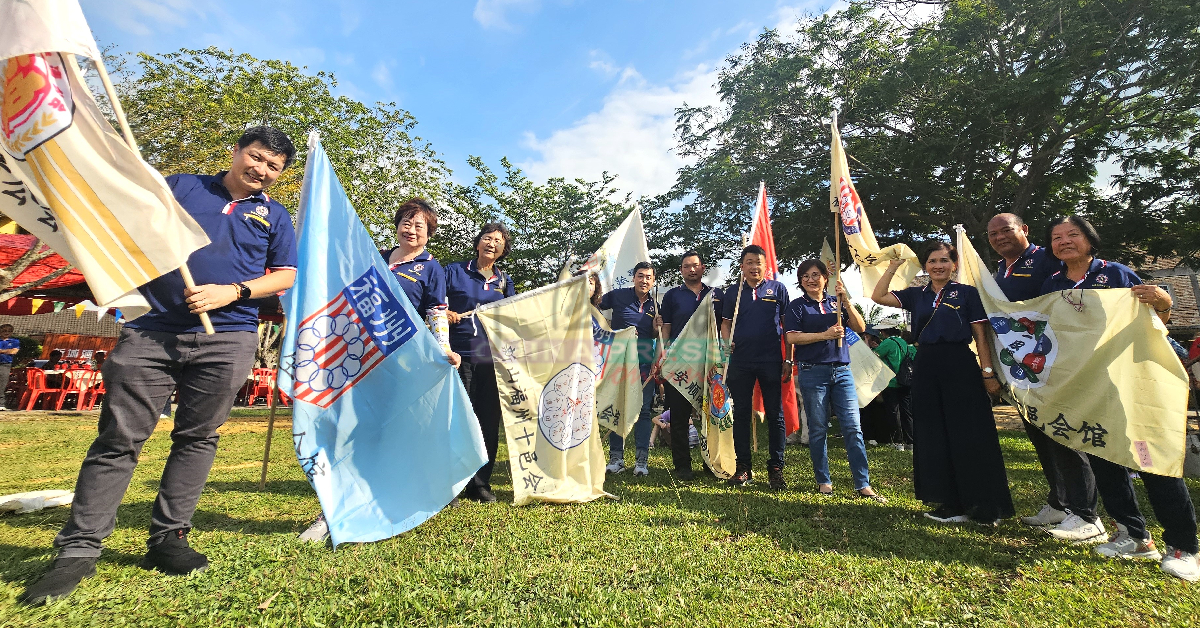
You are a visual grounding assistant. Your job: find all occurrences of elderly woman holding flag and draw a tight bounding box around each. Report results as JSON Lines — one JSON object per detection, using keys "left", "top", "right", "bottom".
{"left": 872, "top": 242, "right": 1014, "bottom": 526}
{"left": 785, "top": 260, "right": 884, "bottom": 502}
{"left": 1038, "top": 215, "right": 1198, "bottom": 582}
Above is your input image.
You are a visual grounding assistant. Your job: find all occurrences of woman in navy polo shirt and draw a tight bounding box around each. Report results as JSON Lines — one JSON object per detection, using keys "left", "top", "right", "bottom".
{"left": 784, "top": 260, "right": 884, "bottom": 502}
{"left": 872, "top": 242, "right": 1014, "bottom": 525}
{"left": 446, "top": 223, "right": 517, "bottom": 504}
{"left": 1039, "top": 215, "right": 1198, "bottom": 581}
{"left": 380, "top": 198, "right": 458, "bottom": 366}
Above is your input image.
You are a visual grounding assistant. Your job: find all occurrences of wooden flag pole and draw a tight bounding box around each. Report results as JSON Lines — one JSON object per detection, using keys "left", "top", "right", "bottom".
{"left": 831, "top": 112, "right": 844, "bottom": 348}
{"left": 258, "top": 317, "right": 285, "bottom": 490}
{"left": 83, "top": 54, "right": 215, "bottom": 335}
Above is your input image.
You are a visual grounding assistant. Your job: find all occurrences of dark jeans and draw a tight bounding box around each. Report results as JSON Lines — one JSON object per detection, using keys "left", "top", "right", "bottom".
{"left": 609, "top": 363, "right": 654, "bottom": 457}
{"left": 727, "top": 361, "right": 785, "bottom": 471}
{"left": 665, "top": 383, "right": 694, "bottom": 471}
{"left": 1090, "top": 453, "right": 1199, "bottom": 554}
{"left": 54, "top": 328, "right": 257, "bottom": 557}
{"left": 881, "top": 386, "right": 913, "bottom": 445}
{"left": 458, "top": 360, "right": 500, "bottom": 492}
{"left": 1025, "top": 420, "right": 1098, "bottom": 520}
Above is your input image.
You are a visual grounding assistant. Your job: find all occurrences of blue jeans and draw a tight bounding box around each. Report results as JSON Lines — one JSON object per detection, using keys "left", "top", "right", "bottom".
{"left": 609, "top": 365, "right": 655, "bottom": 458}
{"left": 798, "top": 363, "right": 871, "bottom": 490}
{"left": 727, "top": 361, "right": 785, "bottom": 470}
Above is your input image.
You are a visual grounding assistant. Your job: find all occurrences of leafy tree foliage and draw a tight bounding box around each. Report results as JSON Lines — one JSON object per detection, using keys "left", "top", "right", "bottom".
{"left": 664, "top": 0, "right": 1200, "bottom": 267}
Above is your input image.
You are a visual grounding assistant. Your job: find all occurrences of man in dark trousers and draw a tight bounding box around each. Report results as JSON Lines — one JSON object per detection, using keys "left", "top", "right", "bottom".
{"left": 21, "top": 127, "right": 299, "bottom": 605}
{"left": 656, "top": 251, "right": 721, "bottom": 480}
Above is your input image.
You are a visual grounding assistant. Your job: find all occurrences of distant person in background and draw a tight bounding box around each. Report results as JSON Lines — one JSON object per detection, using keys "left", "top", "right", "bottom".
{"left": 43, "top": 349, "right": 64, "bottom": 371}
{"left": 872, "top": 325, "right": 915, "bottom": 451}
{"left": 92, "top": 351, "right": 107, "bottom": 370}
{"left": 0, "top": 324, "right": 18, "bottom": 411}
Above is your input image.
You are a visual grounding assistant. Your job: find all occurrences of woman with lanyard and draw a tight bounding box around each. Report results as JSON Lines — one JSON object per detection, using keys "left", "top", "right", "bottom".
{"left": 445, "top": 223, "right": 517, "bottom": 504}
{"left": 380, "top": 198, "right": 458, "bottom": 367}
{"left": 872, "top": 241, "right": 1014, "bottom": 525}
{"left": 1039, "top": 215, "right": 1197, "bottom": 581}
{"left": 785, "top": 260, "right": 885, "bottom": 502}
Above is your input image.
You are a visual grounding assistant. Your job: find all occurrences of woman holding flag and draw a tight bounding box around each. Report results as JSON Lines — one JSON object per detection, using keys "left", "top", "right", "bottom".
{"left": 785, "top": 260, "right": 884, "bottom": 502}
{"left": 872, "top": 242, "right": 1014, "bottom": 525}
{"left": 381, "top": 198, "right": 458, "bottom": 367}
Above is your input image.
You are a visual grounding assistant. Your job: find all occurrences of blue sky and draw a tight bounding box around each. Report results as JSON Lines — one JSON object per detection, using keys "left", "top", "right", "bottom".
{"left": 79, "top": 0, "right": 831, "bottom": 198}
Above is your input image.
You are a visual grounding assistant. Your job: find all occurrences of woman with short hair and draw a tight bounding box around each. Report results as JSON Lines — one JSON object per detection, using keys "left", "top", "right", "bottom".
{"left": 872, "top": 242, "right": 1014, "bottom": 525}
{"left": 381, "top": 197, "right": 458, "bottom": 366}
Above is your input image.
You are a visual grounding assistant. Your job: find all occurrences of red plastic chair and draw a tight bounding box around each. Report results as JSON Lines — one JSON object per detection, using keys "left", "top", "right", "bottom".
{"left": 20, "top": 369, "right": 63, "bottom": 410}
{"left": 82, "top": 375, "right": 106, "bottom": 410}
{"left": 55, "top": 369, "right": 95, "bottom": 410}
{"left": 245, "top": 368, "right": 274, "bottom": 406}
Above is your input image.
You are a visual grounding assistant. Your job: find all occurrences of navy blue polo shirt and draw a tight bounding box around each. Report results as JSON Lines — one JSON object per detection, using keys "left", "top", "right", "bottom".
{"left": 892, "top": 281, "right": 987, "bottom": 345}
{"left": 994, "top": 243, "right": 1060, "bottom": 301}
{"left": 659, "top": 284, "right": 722, "bottom": 340}
{"left": 381, "top": 249, "right": 447, "bottom": 318}
{"left": 784, "top": 293, "right": 851, "bottom": 365}
{"left": 445, "top": 259, "right": 516, "bottom": 361}
{"left": 126, "top": 173, "right": 297, "bottom": 333}
{"left": 1040, "top": 258, "right": 1141, "bottom": 293}
{"left": 721, "top": 279, "right": 790, "bottom": 364}
{"left": 600, "top": 287, "right": 659, "bottom": 366}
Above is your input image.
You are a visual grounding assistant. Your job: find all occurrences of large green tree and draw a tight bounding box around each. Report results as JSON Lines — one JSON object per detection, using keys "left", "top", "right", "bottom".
{"left": 663, "top": 0, "right": 1200, "bottom": 268}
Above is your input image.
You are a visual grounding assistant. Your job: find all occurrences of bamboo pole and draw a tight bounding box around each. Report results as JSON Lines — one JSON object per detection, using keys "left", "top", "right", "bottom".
{"left": 258, "top": 317, "right": 285, "bottom": 490}
{"left": 831, "top": 112, "right": 843, "bottom": 348}
{"left": 81, "top": 53, "right": 214, "bottom": 335}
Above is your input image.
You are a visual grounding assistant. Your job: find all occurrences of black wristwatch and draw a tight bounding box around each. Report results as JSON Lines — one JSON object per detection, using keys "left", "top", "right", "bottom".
{"left": 233, "top": 282, "right": 251, "bottom": 301}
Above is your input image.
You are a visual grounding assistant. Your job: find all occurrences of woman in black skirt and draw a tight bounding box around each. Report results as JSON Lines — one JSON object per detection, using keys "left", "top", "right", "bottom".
{"left": 871, "top": 242, "right": 1014, "bottom": 525}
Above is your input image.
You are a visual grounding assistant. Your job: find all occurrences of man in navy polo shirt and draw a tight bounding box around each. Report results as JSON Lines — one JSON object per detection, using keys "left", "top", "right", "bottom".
{"left": 988, "top": 213, "right": 1061, "bottom": 302}
{"left": 721, "top": 244, "right": 790, "bottom": 487}
{"left": 600, "top": 261, "right": 660, "bottom": 476}
{"left": 22, "top": 127, "right": 298, "bottom": 606}
{"left": 657, "top": 250, "right": 721, "bottom": 480}
{"left": 0, "top": 324, "right": 18, "bottom": 410}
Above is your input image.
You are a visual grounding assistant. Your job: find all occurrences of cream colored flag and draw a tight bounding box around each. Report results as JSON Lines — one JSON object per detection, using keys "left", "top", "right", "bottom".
{"left": 658, "top": 291, "right": 737, "bottom": 479}
{"left": 590, "top": 305, "right": 641, "bottom": 439}
{"left": 476, "top": 275, "right": 611, "bottom": 505}
{"left": 818, "top": 238, "right": 895, "bottom": 407}
{"left": 955, "top": 226, "right": 1189, "bottom": 477}
{"left": 0, "top": 1, "right": 210, "bottom": 319}
{"left": 578, "top": 207, "right": 651, "bottom": 295}
{"left": 830, "top": 115, "right": 920, "bottom": 296}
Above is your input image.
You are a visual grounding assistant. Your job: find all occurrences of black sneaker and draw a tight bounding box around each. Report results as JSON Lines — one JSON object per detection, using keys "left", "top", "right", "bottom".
{"left": 768, "top": 467, "right": 787, "bottom": 491}
{"left": 18, "top": 556, "right": 97, "bottom": 605}
{"left": 141, "top": 530, "right": 209, "bottom": 575}
{"left": 674, "top": 468, "right": 695, "bottom": 482}
{"left": 727, "top": 469, "right": 752, "bottom": 487}
{"left": 466, "top": 486, "right": 498, "bottom": 504}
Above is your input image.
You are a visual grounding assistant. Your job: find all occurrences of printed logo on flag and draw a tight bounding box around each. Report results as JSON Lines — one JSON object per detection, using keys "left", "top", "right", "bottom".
{"left": 291, "top": 267, "right": 417, "bottom": 407}
{"left": 538, "top": 362, "right": 595, "bottom": 451}
{"left": 591, "top": 316, "right": 614, "bottom": 378}
{"left": 837, "top": 176, "right": 863, "bottom": 235}
{"left": 707, "top": 369, "right": 732, "bottom": 430}
{"left": 845, "top": 329, "right": 861, "bottom": 346}
{"left": 990, "top": 311, "right": 1058, "bottom": 389}
{"left": 2, "top": 54, "right": 75, "bottom": 157}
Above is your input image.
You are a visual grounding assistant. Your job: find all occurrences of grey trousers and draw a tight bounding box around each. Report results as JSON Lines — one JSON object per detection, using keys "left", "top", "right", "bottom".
{"left": 0, "top": 363, "right": 10, "bottom": 409}
{"left": 55, "top": 328, "right": 257, "bottom": 557}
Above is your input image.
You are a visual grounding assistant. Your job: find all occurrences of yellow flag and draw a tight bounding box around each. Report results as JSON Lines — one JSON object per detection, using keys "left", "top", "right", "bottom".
{"left": 0, "top": 1, "right": 210, "bottom": 319}
{"left": 72, "top": 302, "right": 83, "bottom": 317}
{"left": 29, "top": 298, "right": 44, "bottom": 313}
{"left": 590, "top": 305, "right": 641, "bottom": 439}
{"left": 955, "top": 226, "right": 1189, "bottom": 476}
{"left": 658, "top": 292, "right": 737, "bottom": 479}
{"left": 476, "top": 275, "right": 611, "bottom": 505}
{"left": 830, "top": 116, "right": 920, "bottom": 295}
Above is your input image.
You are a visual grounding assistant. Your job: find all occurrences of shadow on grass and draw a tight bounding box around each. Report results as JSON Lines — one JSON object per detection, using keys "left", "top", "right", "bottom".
{"left": 0, "top": 501, "right": 301, "bottom": 537}
{"left": 0, "top": 543, "right": 144, "bottom": 588}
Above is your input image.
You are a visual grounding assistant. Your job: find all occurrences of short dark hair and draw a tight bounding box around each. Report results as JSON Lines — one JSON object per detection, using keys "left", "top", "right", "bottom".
{"left": 473, "top": 222, "right": 512, "bottom": 261}
{"left": 633, "top": 261, "right": 655, "bottom": 276}
{"left": 1046, "top": 215, "right": 1101, "bottom": 257}
{"left": 919, "top": 241, "right": 958, "bottom": 266}
{"left": 236, "top": 126, "right": 296, "bottom": 169}
{"left": 680, "top": 250, "right": 704, "bottom": 266}
{"left": 0, "top": 323, "right": 13, "bottom": 332}
{"left": 796, "top": 259, "right": 829, "bottom": 282}
{"left": 392, "top": 197, "right": 439, "bottom": 237}
{"left": 739, "top": 244, "right": 767, "bottom": 263}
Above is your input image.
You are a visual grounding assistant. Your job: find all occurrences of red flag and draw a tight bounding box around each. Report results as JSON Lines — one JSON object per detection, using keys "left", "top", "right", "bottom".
{"left": 747, "top": 183, "right": 801, "bottom": 436}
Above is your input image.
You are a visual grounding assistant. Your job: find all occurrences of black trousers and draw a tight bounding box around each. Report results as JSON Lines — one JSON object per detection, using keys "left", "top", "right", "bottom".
{"left": 881, "top": 386, "right": 913, "bottom": 445}
{"left": 911, "top": 343, "right": 1014, "bottom": 521}
{"left": 1024, "top": 419, "right": 1098, "bottom": 520}
{"left": 1090, "top": 453, "right": 1199, "bottom": 553}
{"left": 665, "top": 383, "right": 693, "bottom": 471}
{"left": 458, "top": 360, "right": 500, "bottom": 492}
{"left": 727, "top": 361, "right": 786, "bottom": 471}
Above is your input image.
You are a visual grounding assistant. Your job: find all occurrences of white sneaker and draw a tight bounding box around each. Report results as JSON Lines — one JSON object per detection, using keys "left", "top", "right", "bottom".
{"left": 1046, "top": 514, "right": 1107, "bottom": 543}
{"left": 606, "top": 456, "right": 625, "bottom": 474}
{"left": 1096, "top": 524, "right": 1163, "bottom": 561}
{"left": 633, "top": 463, "right": 649, "bottom": 476}
{"left": 1161, "top": 546, "right": 1200, "bottom": 582}
{"left": 633, "top": 450, "right": 649, "bottom": 476}
{"left": 298, "top": 514, "right": 330, "bottom": 543}
{"left": 1020, "top": 504, "right": 1068, "bottom": 527}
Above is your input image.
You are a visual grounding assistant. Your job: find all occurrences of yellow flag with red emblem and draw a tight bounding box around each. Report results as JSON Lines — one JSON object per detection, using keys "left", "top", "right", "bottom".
{"left": 0, "top": 0, "right": 209, "bottom": 319}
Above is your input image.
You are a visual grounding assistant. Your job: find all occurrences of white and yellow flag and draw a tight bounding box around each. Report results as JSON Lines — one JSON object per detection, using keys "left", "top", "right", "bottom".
{"left": 955, "top": 226, "right": 1189, "bottom": 477}
{"left": 590, "top": 305, "right": 641, "bottom": 439}
{"left": 476, "top": 274, "right": 611, "bottom": 505}
{"left": 819, "top": 239, "right": 895, "bottom": 407}
{"left": 830, "top": 115, "right": 920, "bottom": 296}
{"left": 0, "top": 0, "right": 210, "bottom": 318}
{"left": 658, "top": 292, "right": 737, "bottom": 479}
{"left": 578, "top": 207, "right": 651, "bottom": 295}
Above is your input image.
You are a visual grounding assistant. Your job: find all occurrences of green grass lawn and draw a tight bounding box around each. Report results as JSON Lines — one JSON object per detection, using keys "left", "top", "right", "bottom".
{"left": 0, "top": 412, "right": 1198, "bottom": 627}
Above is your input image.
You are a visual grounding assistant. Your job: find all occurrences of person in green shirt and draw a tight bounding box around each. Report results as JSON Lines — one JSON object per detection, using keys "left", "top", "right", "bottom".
{"left": 871, "top": 325, "right": 915, "bottom": 451}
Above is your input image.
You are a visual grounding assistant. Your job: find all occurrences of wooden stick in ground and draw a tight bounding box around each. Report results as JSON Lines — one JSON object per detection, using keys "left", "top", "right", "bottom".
{"left": 258, "top": 320, "right": 285, "bottom": 490}
{"left": 83, "top": 53, "right": 215, "bottom": 335}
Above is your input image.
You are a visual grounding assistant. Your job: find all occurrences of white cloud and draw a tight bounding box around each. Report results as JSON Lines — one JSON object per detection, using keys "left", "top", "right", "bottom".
{"left": 519, "top": 65, "right": 721, "bottom": 199}
{"left": 473, "top": 0, "right": 539, "bottom": 30}
{"left": 371, "top": 60, "right": 393, "bottom": 90}
{"left": 339, "top": 0, "right": 362, "bottom": 36}
{"left": 86, "top": 0, "right": 200, "bottom": 37}
{"left": 587, "top": 50, "right": 620, "bottom": 77}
